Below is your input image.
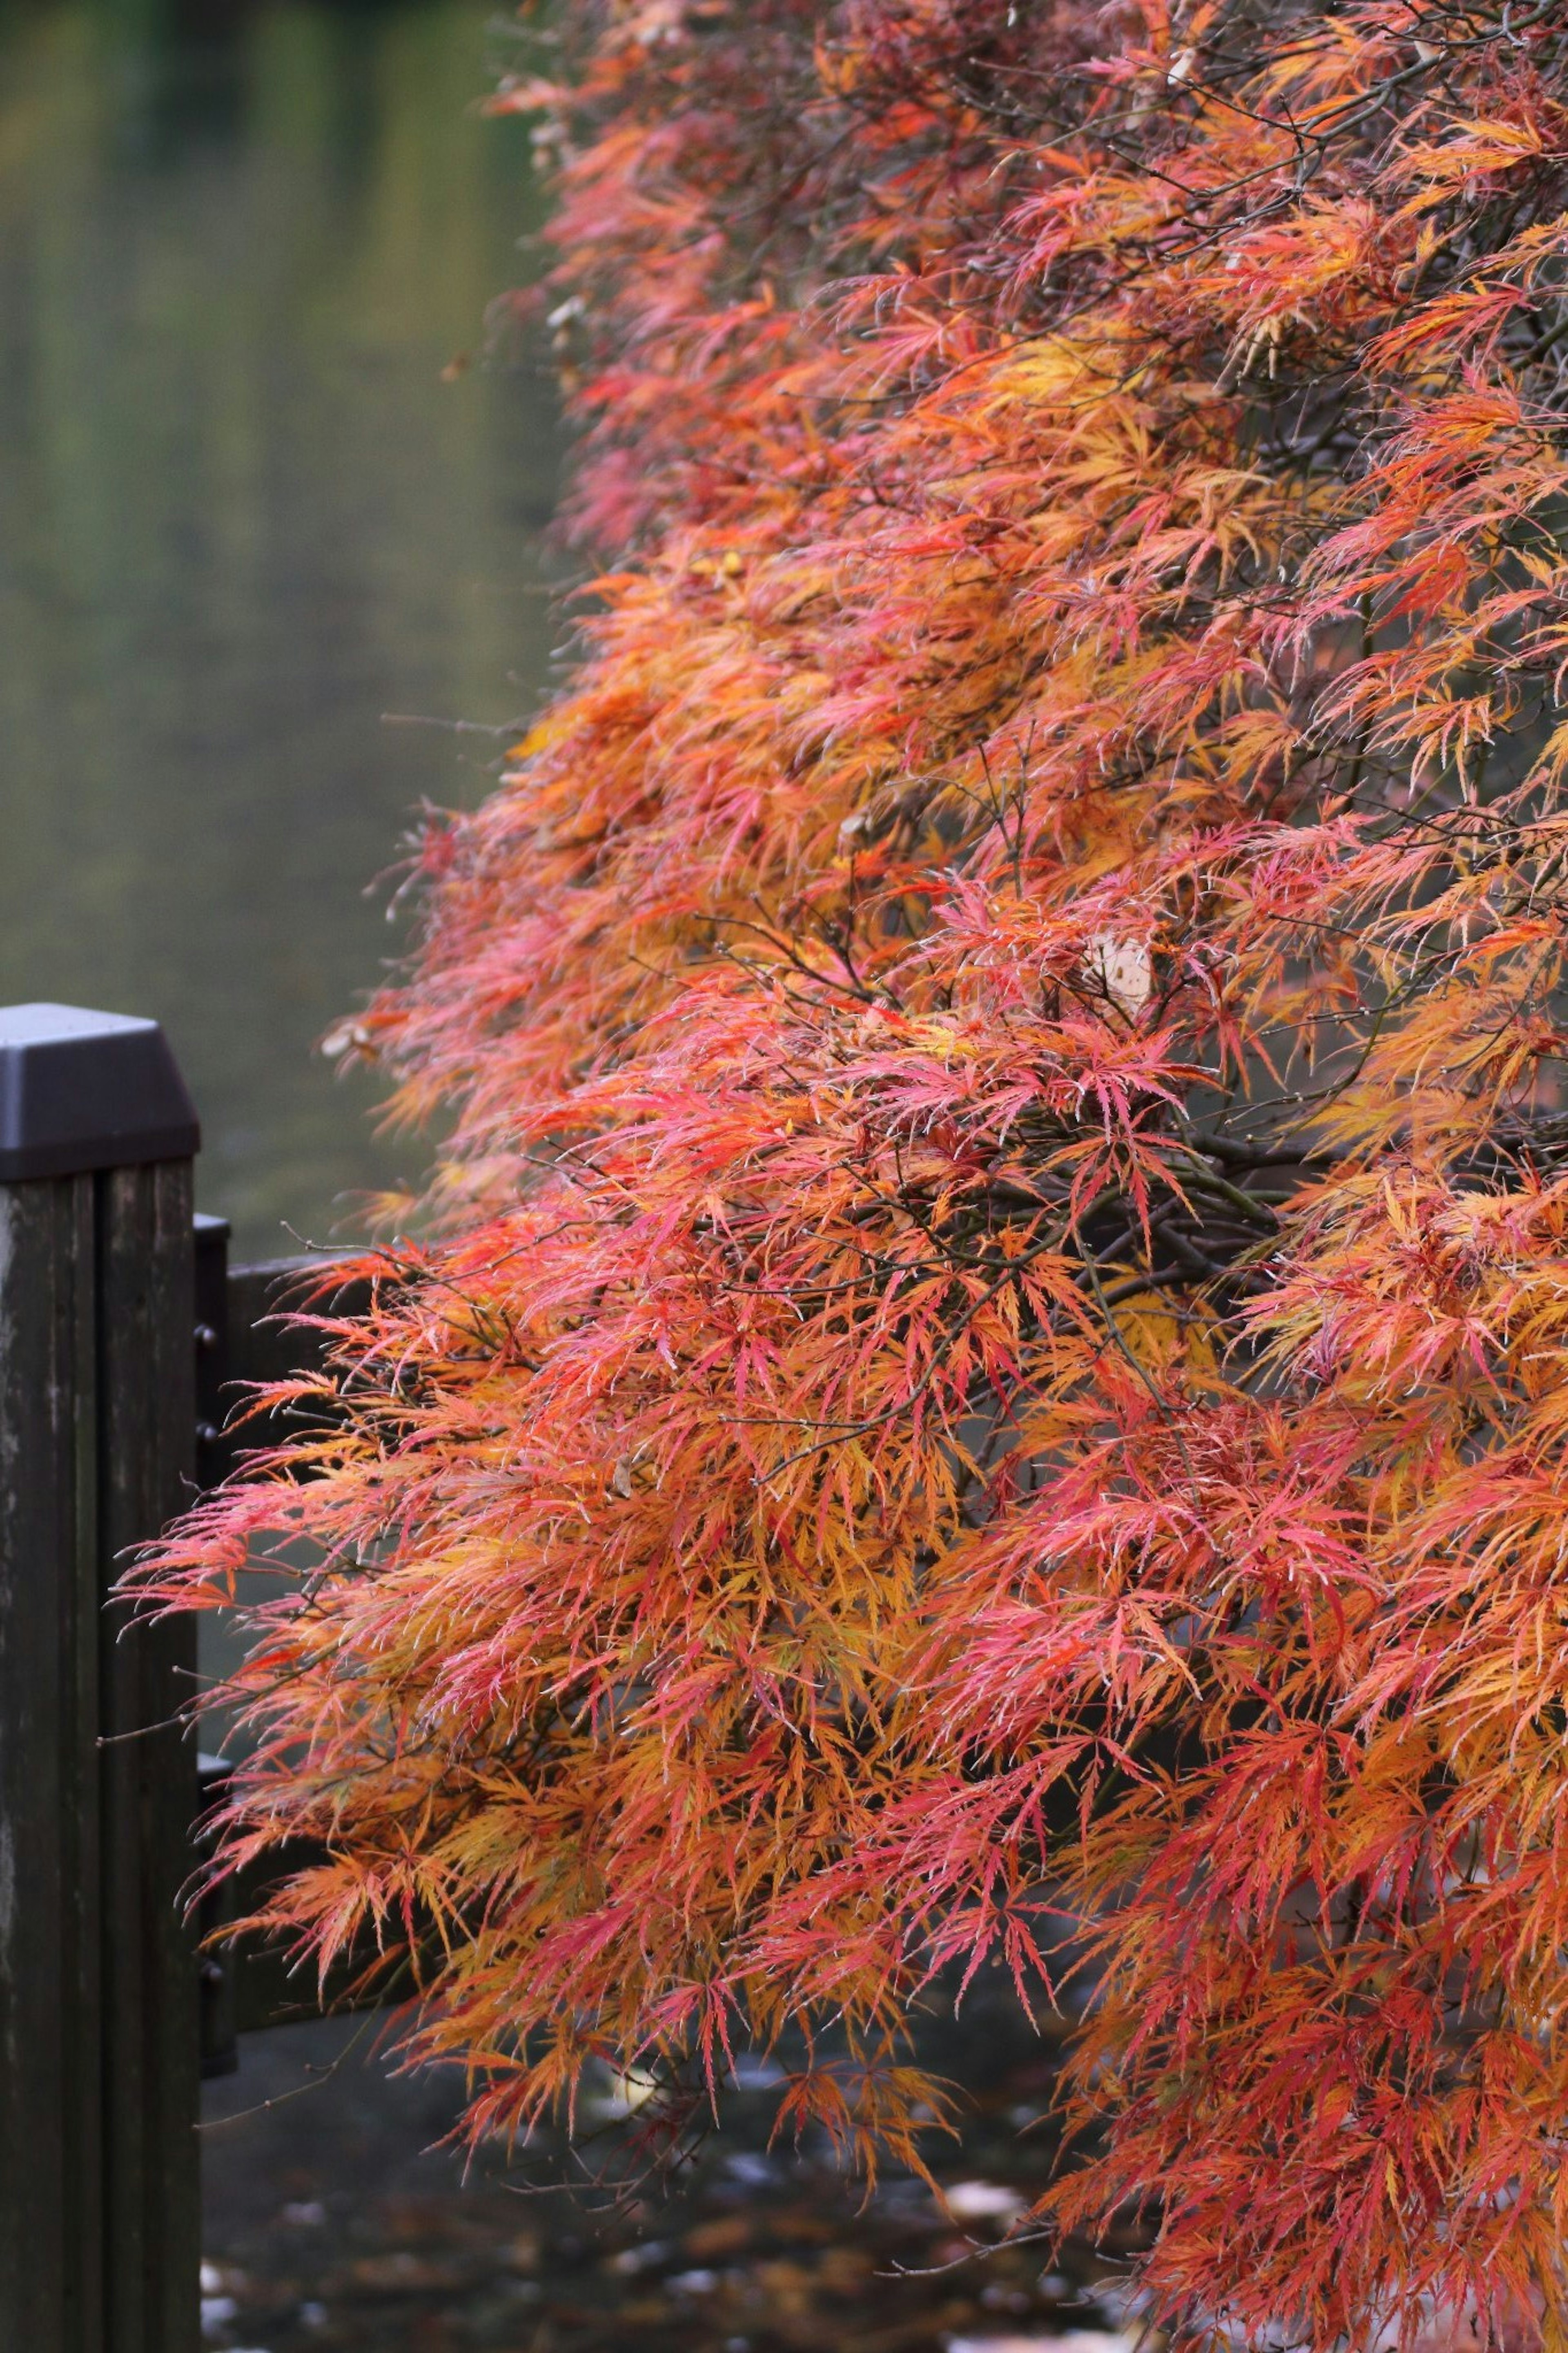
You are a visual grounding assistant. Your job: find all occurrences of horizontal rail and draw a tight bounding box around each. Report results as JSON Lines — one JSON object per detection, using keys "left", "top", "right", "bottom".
{"left": 192, "top": 1221, "right": 388, "bottom": 2069}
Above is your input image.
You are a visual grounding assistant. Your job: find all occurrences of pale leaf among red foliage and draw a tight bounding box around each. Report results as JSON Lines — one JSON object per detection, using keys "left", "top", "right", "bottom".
{"left": 135, "top": 4, "right": 1568, "bottom": 2344}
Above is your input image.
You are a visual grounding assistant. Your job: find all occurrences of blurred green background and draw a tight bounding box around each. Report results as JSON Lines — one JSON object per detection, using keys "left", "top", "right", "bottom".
{"left": 0, "top": 0, "right": 563, "bottom": 1253}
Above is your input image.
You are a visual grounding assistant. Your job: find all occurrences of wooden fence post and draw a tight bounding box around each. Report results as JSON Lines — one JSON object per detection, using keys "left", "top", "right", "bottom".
{"left": 0, "top": 1004, "right": 202, "bottom": 2353}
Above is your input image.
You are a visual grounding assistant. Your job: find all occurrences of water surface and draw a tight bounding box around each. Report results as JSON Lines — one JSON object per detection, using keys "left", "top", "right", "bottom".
{"left": 0, "top": 0, "right": 562, "bottom": 1252}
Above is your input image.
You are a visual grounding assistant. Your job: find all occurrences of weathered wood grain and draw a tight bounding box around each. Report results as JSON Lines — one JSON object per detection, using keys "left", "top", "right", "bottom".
{"left": 98, "top": 1160, "right": 199, "bottom": 2353}
{"left": 0, "top": 1159, "right": 199, "bottom": 2353}
{"left": 0, "top": 1174, "right": 102, "bottom": 2351}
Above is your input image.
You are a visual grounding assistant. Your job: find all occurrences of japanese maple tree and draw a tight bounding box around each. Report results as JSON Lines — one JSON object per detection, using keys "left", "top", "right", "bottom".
{"left": 141, "top": 1, "right": 1568, "bottom": 2342}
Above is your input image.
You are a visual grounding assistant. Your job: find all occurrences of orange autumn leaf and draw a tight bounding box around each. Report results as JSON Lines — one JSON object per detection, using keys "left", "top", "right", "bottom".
{"left": 134, "top": 4, "right": 1568, "bottom": 2346}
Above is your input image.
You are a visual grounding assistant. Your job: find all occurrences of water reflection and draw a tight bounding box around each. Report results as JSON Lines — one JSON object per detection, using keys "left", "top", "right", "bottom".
{"left": 0, "top": 0, "right": 561, "bottom": 1253}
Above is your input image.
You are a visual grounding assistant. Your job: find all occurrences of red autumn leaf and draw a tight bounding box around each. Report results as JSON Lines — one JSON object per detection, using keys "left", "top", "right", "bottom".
{"left": 132, "top": 4, "right": 1568, "bottom": 2344}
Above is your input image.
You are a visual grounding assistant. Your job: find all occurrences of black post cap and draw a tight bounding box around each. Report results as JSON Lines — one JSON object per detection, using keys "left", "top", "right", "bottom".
{"left": 0, "top": 1004, "right": 200, "bottom": 1181}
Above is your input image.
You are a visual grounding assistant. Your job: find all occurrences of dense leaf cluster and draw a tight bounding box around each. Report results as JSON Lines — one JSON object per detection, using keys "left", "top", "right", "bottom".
{"left": 143, "top": 3, "right": 1568, "bottom": 2341}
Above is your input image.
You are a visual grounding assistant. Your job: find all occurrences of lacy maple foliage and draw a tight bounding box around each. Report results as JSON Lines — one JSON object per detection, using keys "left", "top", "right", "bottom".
{"left": 140, "top": 1, "right": 1568, "bottom": 2341}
